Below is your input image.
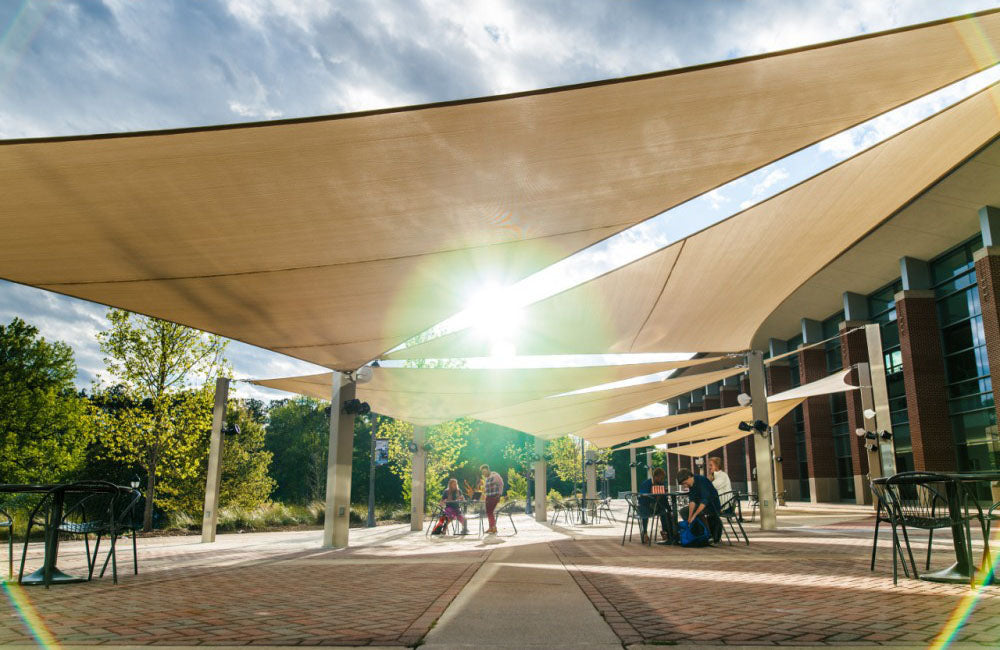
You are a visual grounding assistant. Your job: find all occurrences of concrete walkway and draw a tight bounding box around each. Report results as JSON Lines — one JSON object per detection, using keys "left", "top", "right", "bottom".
{"left": 422, "top": 537, "right": 622, "bottom": 649}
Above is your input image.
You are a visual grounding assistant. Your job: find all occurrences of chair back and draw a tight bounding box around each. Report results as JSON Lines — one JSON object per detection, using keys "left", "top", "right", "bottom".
{"left": 717, "top": 491, "right": 740, "bottom": 517}
{"left": 624, "top": 492, "right": 639, "bottom": 510}
{"left": 883, "top": 472, "right": 952, "bottom": 526}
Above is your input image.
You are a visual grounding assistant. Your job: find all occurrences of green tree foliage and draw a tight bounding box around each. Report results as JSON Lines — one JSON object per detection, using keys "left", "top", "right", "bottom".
{"left": 383, "top": 417, "right": 471, "bottom": 504}
{"left": 0, "top": 318, "right": 94, "bottom": 483}
{"left": 545, "top": 436, "right": 611, "bottom": 489}
{"left": 264, "top": 397, "right": 329, "bottom": 504}
{"left": 506, "top": 468, "right": 527, "bottom": 501}
{"left": 95, "top": 309, "right": 228, "bottom": 530}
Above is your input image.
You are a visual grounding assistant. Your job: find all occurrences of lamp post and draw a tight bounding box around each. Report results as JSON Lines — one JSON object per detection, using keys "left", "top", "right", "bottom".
{"left": 366, "top": 415, "right": 382, "bottom": 528}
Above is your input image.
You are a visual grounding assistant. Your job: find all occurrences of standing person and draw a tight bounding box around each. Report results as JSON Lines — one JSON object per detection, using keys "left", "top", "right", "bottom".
{"left": 638, "top": 467, "right": 672, "bottom": 543}
{"left": 707, "top": 456, "right": 733, "bottom": 508}
{"left": 677, "top": 468, "right": 723, "bottom": 544}
{"left": 480, "top": 464, "right": 504, "bottom": 534}
{"left": 441, "top": 478, "right": 469, "bottom": 535}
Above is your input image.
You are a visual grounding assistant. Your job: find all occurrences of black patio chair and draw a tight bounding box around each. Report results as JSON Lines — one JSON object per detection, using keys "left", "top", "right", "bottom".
{"left": 745, "top": 492, "right": 759, "bottom": 523}
{"left": 549, "top": 495, "right": 575, "bottom": 526}
{"left": 1, "top": 507, "right": 12, "bottom": 581}
{"left": 869, "top": 479, "right": 911, "bottom": 581}
{"left": 94, "top": 487, "right": 143, "bottom": 583}
{"left": 879, "top": 472, "right": 985, "bottom": 585}
{"left": 987, "top": 500, "right": 1000, "bottom": 538}
{"left": 717, "top": 491, "right": 748, "bottom": 546}
{"left": 495, "top": 499, "right": 518, "bottom": 535}
{"left": 621, "top": 493, "right": 641, "bottom": 545}
{"left": 593, "top": 497, "right": 617, "bottom": 525}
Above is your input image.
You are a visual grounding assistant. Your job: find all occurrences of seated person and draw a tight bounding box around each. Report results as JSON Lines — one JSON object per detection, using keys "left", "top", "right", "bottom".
{"left": 637, "top": 467, "right": 672, "bottom": 543}
{"left": 677, "top": 468, "right": 723, "bottom": 544}
{"left": 707, "top": 456, "right": 733, "bottom": 509}
{"left": 440, "top": 478, "right": 469, "bottom": 534}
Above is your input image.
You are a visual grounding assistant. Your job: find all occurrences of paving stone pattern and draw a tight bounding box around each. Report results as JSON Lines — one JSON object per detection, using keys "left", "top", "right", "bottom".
{"left": 554, "top": 520, "right": 1000, "bottom": 646}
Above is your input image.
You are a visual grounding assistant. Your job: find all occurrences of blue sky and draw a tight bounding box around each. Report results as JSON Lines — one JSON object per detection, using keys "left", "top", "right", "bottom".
{"left": 2, "top": 0, "right": 999, "bottom": 401}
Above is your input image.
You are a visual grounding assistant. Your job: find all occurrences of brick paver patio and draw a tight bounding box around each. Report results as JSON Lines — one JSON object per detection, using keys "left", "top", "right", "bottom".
{"left": 555, "top": 514, "right": 1000, "bottom": 647}
{"left": 2, "top": 506, "right": 999, "bottom": 647}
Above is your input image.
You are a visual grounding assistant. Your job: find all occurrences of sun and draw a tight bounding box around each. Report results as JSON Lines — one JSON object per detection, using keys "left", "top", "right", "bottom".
{"left": 463, "top": 284, "right": 524, "bottom": 357}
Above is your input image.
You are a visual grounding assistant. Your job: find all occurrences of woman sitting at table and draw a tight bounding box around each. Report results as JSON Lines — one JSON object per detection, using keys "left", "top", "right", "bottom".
{"left": 638, "top": 467, "right": 672, "bottom": 543}
{"left": 440, "top": 478, "right": 469, "bottom": 535}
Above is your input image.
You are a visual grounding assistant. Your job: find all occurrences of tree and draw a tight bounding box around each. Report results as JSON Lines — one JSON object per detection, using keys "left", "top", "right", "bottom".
{"left": 265, "top": 397, "right": 330, "bottom": 504}
{"left": 96, "top": 309, "right": 228, "bottom": 530}
{"left": 383, "top": 417, "right": 471, "bottom": 505}
{"left": 546, "top": 436, "right": 611, "bottom": 491}
{"left": 0, "top": 318, "right": 94, "bottom": 483}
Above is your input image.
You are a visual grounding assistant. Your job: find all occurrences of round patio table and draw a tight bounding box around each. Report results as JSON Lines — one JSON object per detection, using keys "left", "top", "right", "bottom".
{"left": 916, "top": 471, "right": 1000, "bottom": 585}
{"left": 0, "top": 482, "right": 133, "bottom": 587}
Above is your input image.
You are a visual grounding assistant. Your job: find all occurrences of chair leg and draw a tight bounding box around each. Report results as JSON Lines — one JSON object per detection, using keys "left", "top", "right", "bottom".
{"left": 89, "top": 536, "right": 102, "bottom": 580}
{"left": 891, "top": 524, "right": 898, "bottom": 586}
{"left": 132, "top": 530, "right": 138, "bottom": 575}
{"left": 926, "top": 529, "right": 933, "bottom": 571}
{"left": 737, "top": 518, "right": 749, "bottom": 546}
{"left": 899, "top": 524, "right": 917, "bottom": 579}
{"left": 508, "top": 511, "right": 517, "bottom": 534}
{"left": 870, "top": 514, "right": 882, "bottom": 572}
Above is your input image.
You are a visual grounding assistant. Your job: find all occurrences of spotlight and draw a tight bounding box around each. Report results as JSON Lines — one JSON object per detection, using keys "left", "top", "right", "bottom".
{"left": 775, "top": 456, "right": 783, "bottom": 463}
{"left": 738, "top": 421, "right": 753, "bottom": 432}
{"left": 854, "top": 428, "right": 866, "bottom": 438}
{"left": 342, "top": 399, "right": 371, "bottom": 415}
{"left": 737, "top": 393, "right": 752, "bottom": 407}
{"left": 863, "top": 408, "right": 876, "bottom": 420}
{"left": 224, "top": 422, "right": 241, "bottom": 436}
{"left": 866, "top": 443, "right": 879, "bottom": 453}
{"left": 354, "top": 365, "right": 374, "bottom": 384}
{"left": 866, "top": 431, "right": 878, "bottom": 441}
{"left": 752, "top": 420, "right": 769, "bottom": 434}
{"left": 880, "top": 430, "right": 893, "bottom": 441}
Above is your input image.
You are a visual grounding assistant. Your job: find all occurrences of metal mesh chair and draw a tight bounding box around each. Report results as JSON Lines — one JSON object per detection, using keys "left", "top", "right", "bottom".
{"left": 593, "top": 497, "right": 617, "bottom": 525}
{"left": 94, "top": 487, "right": 143, "bottom": 583}
{"left": 549, "top": 495, "right": 575, "bottom": 525}
{"left": 717, "top": 491, "right": 748, "bottom": 545}
{"left": 0, "top": 507, "right": 12, "bottom": 581}
{"left": 878, "top": 472, "right": 985, "bottom": 585}
{"left": 495, "top": 500, "right": 518, "bottom": 535}
{"left": 621, "top": 493, "right": 642, "bottom": 545}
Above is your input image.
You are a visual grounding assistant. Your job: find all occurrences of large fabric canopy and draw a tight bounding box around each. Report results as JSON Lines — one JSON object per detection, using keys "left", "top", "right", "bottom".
{"left": 578, "top": 406, "right": 743, "bottom": 446}
{"left": 4, "top": 11, "right": 1000, "bottom": 371}
{"left": 616, "top": 398, "right": 805, "bottom": 452}
{"left": 471, "top": 366, "right": 745, "bottom": 438}
{"left": 252, "top": 357, "right": 729, "bottom": 426}
{"left": 391, "top": 79, "right": 1000, "bottom": 359}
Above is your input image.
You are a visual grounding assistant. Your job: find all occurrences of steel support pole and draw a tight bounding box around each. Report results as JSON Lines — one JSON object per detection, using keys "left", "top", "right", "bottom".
{"left": 201, "top": 377, "right": 229, "bottom": 543}
{"left": 646, "top": 449, "right": 653, "bottom": 480}
{"left": 629, "top": 448, "right": 638, "bottom": 493}
{"left": 410, "top": 426, "right": 427, "bottom": 532}
{"left": 366, "top": 416, "right": 382, "bottom": 528}
{"left": 324, "top": 376, "right": 356, "bottom": 548}
{"left": 864, "top": 324, "right": 897, "bottom": 477}
{"left": 534, "top": 436, "right": 547, "bottom": 522}
{"left": 748, "top": 351, "right": 777, "bottom": 531}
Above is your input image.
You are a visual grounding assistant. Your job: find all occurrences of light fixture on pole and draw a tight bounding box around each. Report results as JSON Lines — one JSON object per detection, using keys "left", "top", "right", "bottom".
{"left": 737, "top": 393, "right": 752, "bottom": 407}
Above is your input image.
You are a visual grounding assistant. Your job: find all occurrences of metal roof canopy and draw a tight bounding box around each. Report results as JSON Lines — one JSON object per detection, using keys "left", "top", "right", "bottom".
{"left": 4, "top": 10, "right": 1000, "bottom": 370}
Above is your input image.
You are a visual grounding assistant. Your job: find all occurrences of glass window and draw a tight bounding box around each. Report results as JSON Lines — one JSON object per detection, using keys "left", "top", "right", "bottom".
{"left": 931, "top": 236, "right": 997, "bottom": 480}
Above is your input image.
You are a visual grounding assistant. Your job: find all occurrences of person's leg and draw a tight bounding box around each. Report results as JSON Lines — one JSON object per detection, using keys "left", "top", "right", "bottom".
{"left": 709, "top": 514, "right": 723, "bottom": 543}
{"left": 486, "top": 496, "right": 499, "bottom": 532}
{"left": 456, "top": 510, "right": 468, "bottom": 533}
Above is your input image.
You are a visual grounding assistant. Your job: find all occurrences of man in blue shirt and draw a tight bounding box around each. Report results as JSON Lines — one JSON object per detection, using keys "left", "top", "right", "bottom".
{"left": 677, "top": 468, "right": 722, "bottom": 544}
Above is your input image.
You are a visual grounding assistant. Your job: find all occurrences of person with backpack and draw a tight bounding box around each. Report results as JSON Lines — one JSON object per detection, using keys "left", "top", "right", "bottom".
{"left": 677, "top": 468, "right": 723, "bottom": 544}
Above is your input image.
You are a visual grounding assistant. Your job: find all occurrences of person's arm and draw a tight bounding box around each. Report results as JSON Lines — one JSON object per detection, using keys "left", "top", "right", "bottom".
{"left": 689, "top": 502, "right": 706, "bottom": 523}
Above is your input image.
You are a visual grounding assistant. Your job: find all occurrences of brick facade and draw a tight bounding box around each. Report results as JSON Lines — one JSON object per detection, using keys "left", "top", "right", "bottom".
{"left": 799, "top": 347, "right": 839, "bottom": 502}
{"left": 896, "top": 290, "right": 957, "bottom": 471}
{"left": 766, "top": 362, "right": 798, "bottom": 502}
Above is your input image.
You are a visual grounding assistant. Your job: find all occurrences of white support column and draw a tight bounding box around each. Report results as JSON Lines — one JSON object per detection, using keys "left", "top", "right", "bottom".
{"left": 534, "top": 436, "right": 547, "bottom": 523}
{"left": 324, "top": 375, "right": 356, "bottom": 548}
{"left": 748, "top": 350, "right": 777, "bottom": 531}
{"left": 410, "top": 425, "right": 427, "bottom": 531}
{"left": 629, "top": 448, "right": 638, "bottom": 493}
{"left": 201, "top": 377, "right": 229, "bottom": 543}
{"left": 771, "top": 425, "right": 786, "bottom": 506}
{"left": 864, "top": 324, "right": 897, "bottom": 477}
{"left": 585, "top": 449, "right": 597, "bottom": 498}
{"left": 646, "top": 449, "right": 653, "bottom": 480}
{"left": 856, "top": 361, "right": 883, "bottom": 506}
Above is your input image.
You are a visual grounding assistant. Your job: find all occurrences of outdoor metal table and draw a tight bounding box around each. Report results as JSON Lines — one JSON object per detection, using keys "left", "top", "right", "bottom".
{"left": 646, "top": 491, "right": 688, "bottom": 545}
{"left": 0, "top": 482, "right": 132, "bottom": 587}
{"left": 574, "top": 497, "right": 604, "bottom": 525}
{"left": 917, "top": 471, "right": 1000, "bottom": 585}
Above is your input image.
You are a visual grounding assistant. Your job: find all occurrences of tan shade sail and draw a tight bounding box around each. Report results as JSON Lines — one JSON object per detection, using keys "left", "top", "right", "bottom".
{"left": 471, "top": 366, "right": 745, "bottom": 438}
{"left": 578, "top": 406, "right": 742, "bottom": 446}
{"left": 251, "top": 357, "right": 727, "bottom": 425}
{"left": 616, "top": 398, "right": 804, "bottom": 451}
{"left": 5, "top": 11, "right": 1000, "bottom": 370}
{"left": 392, "top": 79, "right": 1000, "bottom": 360}
{"left": 766, "top": 368, "right": 858, "bottom": 402}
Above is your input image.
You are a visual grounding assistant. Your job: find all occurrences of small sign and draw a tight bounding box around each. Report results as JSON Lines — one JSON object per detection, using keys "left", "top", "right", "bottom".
{"left": 374, "top": 438, "right": 390, "bottom": 466}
